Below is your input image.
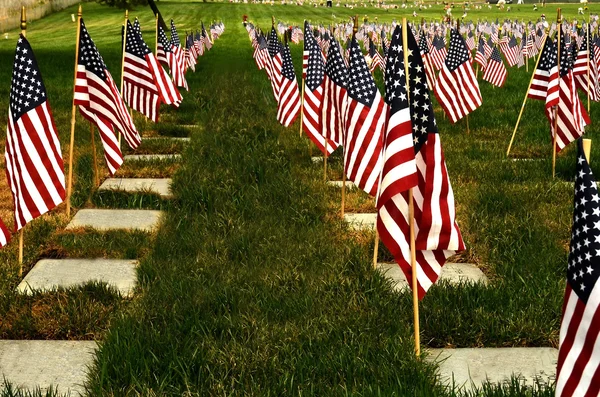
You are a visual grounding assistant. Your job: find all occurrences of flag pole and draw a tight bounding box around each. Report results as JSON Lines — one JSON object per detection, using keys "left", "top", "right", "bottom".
{"left": 587, "top": 15, "right": 591, "bottom": 113}
{"left": 90, "top": 122, "right": 99, "bottom": 187}
{"left": 583, "top": 139, "right": 592, "bottom": 163}
{"left": 119, "top": 9, "right": 129, "bottom": 148}
{"left": 402, "top": 17, "right": 420, "bottom": 357}
{"left": 458, "top": 20, "right": 470, "bottom": 135}
{"left": 299, "top": 19, "right": 306, "bottom": 138}
{"left": 155, "top": 13, "right": 159, "bottom": 56}
{"left": 552, "top": 9, "right": 561, "bottom": 179}
{"left": 525, "top": 28, "right": 529, "bottom": 73}
{"left": 506, "top": 31, "right": 548, "bottom": 157}
{"left": 18, "top": 6, "right": 27, "bottom": 273}
{"left": 66, "top": 4, "right": 82, "bottom": 219}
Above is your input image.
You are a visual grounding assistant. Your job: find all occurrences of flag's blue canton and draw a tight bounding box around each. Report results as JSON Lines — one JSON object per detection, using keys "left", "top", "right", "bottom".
{"left": 267, "top": 28, "right": 281, "bottom": 58}
{"left": 478, "top": 37, "right": 485, "bottom": 53}
{"left": 347, "top": 37, "right": 377, "bottom": 106}
{"left": 325, "top": 39, "right": 348, "bottom": 88}
{"left": 78, "top": 19, "right": 107, "bottom": 81}
{"left": 434, "top": 35, "right": 445, "bottom": 51}
{"left": 10, "top": 35, "right": 46, "bottom": 121}
{"left": 133, "top": 18, "right": 143, "bottom": 39}
{"left": 170, "top": 20, "right": 180, "bottom": 46}
{"left": 419, "top": 34, "right": 430, "bottom": 54}
{"left": 158, "top": 25, "right": 172, "bottom": 53}
{"left": 384, "top": 26, "right": 407, "bottom": 106}
{"left": 126, "top": 21, "right": 151, "bottom": 58}
{"left": 509, "top": 36, "right": 518, "bottom": 49}
{"left": 559, "top": 33, "right": 573, "bottom": 77}
{"left": 446, "top": 29, "right": 470, "bottom": 72}
{"left": 258, "top": 34, "right": 268, "bottom": 50}
{"left": 195, "top": 31, "right": 201, "bottom": 42}
{"left": 490, "top": 46, "right": 503, "bottom": 63}
{"left": 280, "top": 45, "right": 295, "bottom": 80}
{"left": 538, "top": 39, "right": 557, "bottom": 72}
{"left": 369, "top": 38, "right": 377, "bottom": 57}
{"left": 306, "top": 36, "right": 324, "bottom": 91}
{"left": 568, "top": 140, "right": 600, "bottom": 304}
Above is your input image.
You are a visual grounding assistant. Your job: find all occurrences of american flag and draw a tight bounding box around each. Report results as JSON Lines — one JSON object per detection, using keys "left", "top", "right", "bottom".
{"left": 482, "top": 47, "right": 507, "bottom": 88}
{"left": 368, "top": 37, "right": 385, "bottom": 73}
{"left": 195, "top": 31, "right": 204, "bottom": 57}
{"left": 434, "top": 29, "right": 482, "bottom": 124}
{"left": 419, "top": 33, "right": 437, "bottom": 91}
{"left": 5, "top": 35, "right": 64, "bottom": 234}
{"left": 302, "top": 29, "right": 337, "bottom": 155}
{"left": 545, "top": 33, "right": 590, "bottom": 153}
{"left": 157, "top": 24, "right": 188, "bottom": 91}
{"left": 266, "top": 27, "right": 283, "bottom": 102}
{"left": 465, "top": 30, "right": 476, "bottom": 51}
{"left": 430, "top": 35, "right": 447, "bottom": 71}
{"left": 302, "top": 21, "right": 313, "bottom": 79}
{"left": 322, "top": 38, "right": 348, "bottom": 147}
{"left": 185, "top": 33, "right": 197, "bottom": 72}
{"left": 253, "top": 32, "right": 269, "bottom": 71}
{"left": 502, "top": 36, "right": 519, "bottom": 67}
{"left": 74, "top": 19, "right": 140, "bottom": 175}
{"left": 202, "top": 23, "right": 213, "bottom": 51}
{"left": 535, "top": 28, "right": 546, "bottom": 50}
{"left": 170, "top": 20, "right": 189, "bottom": 90}
{"left": 343, "top": 36, "right": 386, "bottom": 197}
{"left": 276, "top": 44, "right": 301, "bottom": 127}
{"left": 474, "top": 37, "right": 487, "bottom": 69}
{"left": 484, "top": 37, "right": 493, "bottom": 60}
{"left": 528, "top": 37, "right": 558, "bottom": 104}
{"left": 555, "top": 139, "right": 600, "bottom": 397}
{"left": 573, "top": 33, "right": 600, "bottom": 102}
{"left": 123, "top": 20, "right": 182, "bottom": 123}
{"left": 378, "top": 24, "right": 464, "bottom": 299}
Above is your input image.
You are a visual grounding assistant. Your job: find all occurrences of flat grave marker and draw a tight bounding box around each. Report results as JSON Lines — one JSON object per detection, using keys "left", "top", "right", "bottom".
{"left": 327, "top": 180, "right": 356, "bottom": 189}
{"left": 66, "top": 209, "right": 163, "bottom": 232}
{"left": 0, "top": 340, "right": 97, "bottom": 396}
{"left": 427, "top": 347, "right": 558, "bottom": 393}
{"left": 124, "top": 154, "right": 181, "bottom": 162}
{"left": 17, "top": 259, "right": 138, "bottom": 297}
{"left": 344, "top": 213, "right": 377, "bottom": 230}
{"left": 377, "top": 262, "right": 488, "bottom": 292}
{"left": 99, "top": 178, "right": 172, "bottom": 197}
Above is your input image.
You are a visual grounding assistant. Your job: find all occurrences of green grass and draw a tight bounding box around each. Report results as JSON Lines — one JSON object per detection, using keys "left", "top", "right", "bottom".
{"left": 0, "top": 1, "right": 598, "bottom": 395}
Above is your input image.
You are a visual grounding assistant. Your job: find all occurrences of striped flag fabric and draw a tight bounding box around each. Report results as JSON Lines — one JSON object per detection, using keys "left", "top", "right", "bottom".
{"left": 322, "top": 38, "right": 348, "bottom": 147}
{"left": 502, "top": 36, "right": 520, "bottom": 67}
{"left": 482, "top": 47, "right": 507, "bottom": 88}
{"left": 430, "top": 35, "right": 447, "bottom": 71}
{"left": 253, "top": 33, "right": 270, "bottom": 71}
{"left": 157, "top": 24, "right": 188, "bottom": 91}
{"left": 528, "top": 37, "right": 558, "bottom": 104}
{"left": 484, "top": 37, "right": 493, "bottom": 60}
{"left": 74, "top": 19, "right": 140, "bottom": 175}
{"left": 5, "top": 35, "right": 65, "bottom": 233}
{"left": 434, "top": 29, "right": 482, "bottom": 124}
{"left": 302, "top": 21, "right": 313, "bottom": 79}
{"left": 465, "top": 30, "right": 476, "bottom": 51}
{"left": 419, "top": 33, "right": 437, "bottom": 89}
{"left": 545, "top": 33, "right": 590, "bottom": 153}
{"left": 573, "top": 33, "right": 600, "bottom": 102}
{"left": 266, "top": 27, "right": 283, "bottom": 102}
{"left": 556, "top": 139, "right": 600, "bottom": 397}
{"left": 302, "top": 29, "right": 337, "bottom": 155}
{"left": 344, "top": 36, "right": 386, "bottom": 196}
{"left": 378, "top": 25, "right": 464, "bottom": 299}
{"left": 123, "top": 20, "right": 182, "bottom": 123}
{"left": 474, "top": 37, "right": 488, "bottom": 69}
{"left": 368, "top": 38, "right": 385, "bottom": 73}
{"left": 276, "top": 44, "right": 301, "bottom": 127}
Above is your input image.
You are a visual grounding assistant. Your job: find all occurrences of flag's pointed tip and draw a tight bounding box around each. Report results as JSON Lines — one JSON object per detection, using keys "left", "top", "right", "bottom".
{"left": 78, "top": 4, "right": 82, "bottom": 16}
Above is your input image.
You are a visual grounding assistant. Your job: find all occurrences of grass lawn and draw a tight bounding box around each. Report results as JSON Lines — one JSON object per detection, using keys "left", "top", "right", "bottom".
{"left": 0, "top": 1, "right": 598, "bottom": 395}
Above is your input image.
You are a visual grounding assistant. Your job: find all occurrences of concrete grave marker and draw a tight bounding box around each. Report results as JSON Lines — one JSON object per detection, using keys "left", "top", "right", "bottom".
{"left": 327, "top": 180, "right": 356, "bottom": 189}
{"left": 124, "top": 154, "right": 181, "bottom": 162}
{"left": 427, "top": 347, "right": 558, "bottom": 392}
{"left": 0, "top": 340, "right": 96, "bottom": 396}
{"left": 17, "top": 259, "right": 138, "bottom": 297}
{"left": 99, "top": 178, "right": 172, "bottom": 197}
{"left": 344, "top": 213, "right": 377, "bottom": 230}
{"left": 377, "top": 262, "right": 488, "bottom": 292}
{"left": 66, "top": 209, "right": 162, "bottom": 232}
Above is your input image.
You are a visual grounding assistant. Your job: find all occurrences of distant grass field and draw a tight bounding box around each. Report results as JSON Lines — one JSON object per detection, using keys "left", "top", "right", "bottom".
{"left": 0, "top": 0, "right": 597, "bottom": 395}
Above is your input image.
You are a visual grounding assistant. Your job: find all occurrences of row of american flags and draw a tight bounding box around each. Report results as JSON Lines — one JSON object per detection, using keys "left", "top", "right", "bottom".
{"left": 3, "top": 9, "right": 223, "bottom": 249}
{"left": 248, "top": 15, "right": 599, "bottom": 396}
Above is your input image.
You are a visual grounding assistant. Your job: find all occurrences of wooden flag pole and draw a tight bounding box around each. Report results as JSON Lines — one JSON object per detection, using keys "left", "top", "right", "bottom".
{"left": 552, "top": 9, "right": 561, "bottom": 179}
{"left": 118, "top": 10, "right": 129, "bottom": 148}
{"left": 401, "top": 17, "right": 420, "bottom": 357}
{"left": 506, "top": 31, "right": 549, "bottom": 157}
{"left": 583, "top": 139, "right": 592, "bottom": 163}
{"left": 90, "top": 122, "right": 99, "bottom": 187}
{"left": 66, "top": 5, "right": 83, "bottom": 219}
{"left": 299, "top": 19, "right": 306, "bottom": 138}
{"left": 155, "top": 13, "right": 159, "bottom": 56}
{"left": 525, "top": 28, "right": 529, "bottom": 73}
{"left": 18, "top": 6, "right": 27, "bottom": 273}
{"left": 587, "top": 16, "right": 591, "bottom": 113}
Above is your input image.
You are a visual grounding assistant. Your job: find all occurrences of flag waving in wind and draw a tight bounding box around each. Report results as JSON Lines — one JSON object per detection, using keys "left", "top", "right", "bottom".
{"left": 276, "top": 43, "right": 301, "bottom": 127}
{"left": 74, "top": 19, "right": 140, "bottom": 175}
{"left": 5, "top": 35, "right": 64, "bottom": 236}
{"left": 378, "top": 24, "right": 464, "bottom": 299}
